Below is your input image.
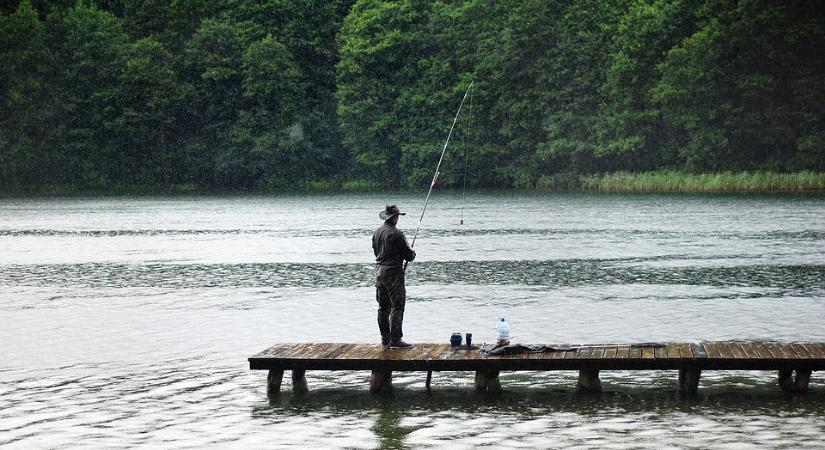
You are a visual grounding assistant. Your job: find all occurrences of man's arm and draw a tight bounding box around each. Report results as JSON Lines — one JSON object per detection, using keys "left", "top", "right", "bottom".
{"left": 397, "top": 231, "right": 415, "bottom": 262}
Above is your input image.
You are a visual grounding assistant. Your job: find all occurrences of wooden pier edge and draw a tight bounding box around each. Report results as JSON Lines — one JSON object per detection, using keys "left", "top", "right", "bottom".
{"left": 251, "top": 342, "right": 824, "bottom": 397}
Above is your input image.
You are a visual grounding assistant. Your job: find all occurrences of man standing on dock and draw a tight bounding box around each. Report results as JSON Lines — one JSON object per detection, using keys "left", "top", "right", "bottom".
{"left": 373, "top": 204, "right": 416, "bottom": 349}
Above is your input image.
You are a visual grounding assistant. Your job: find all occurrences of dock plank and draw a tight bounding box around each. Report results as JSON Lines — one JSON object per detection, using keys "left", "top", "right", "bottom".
{"left": 654, "top": 346, "right": 667, "bottom": 359}
{"left": 739, "top": 342, "right": 759, "bottom": 358}
{"left": 361, "top": 344, "right": 388, "bottom": 361}
{"left": 717, "top": 343, "right": 734, "bottom": 359}
{"left": 729, "top": 342, "right": 747, "bottom": 359}
{"left": 752, "top": 343, "right": 773, "bottom": 359}
{"left": 332, "top": 343, "right": 362, "bottom": 359}
{"left": 703, "top": 342, "right": 720, "bottom": 358}
{"left": 304, "top": 343, "right": 337, "bottom": 358}
{"left": 804, "top": 343, "right": 825, "bottom": 359}
{"left": 691, "top": 343, "right": 708, "bottom": 359}
{"left": 589, "top": 346, "right": 605, "bottom": 359}
{"left": 763, "top": 342, "right": 787, "bottom": 359}
{"left": 426, "top": 344, "right": 452, "bottom": 360}
{"left": 789, "top": 343, "right": 814, "bottom": 359}
{"left": 260, "top": 343, "right": 296, "bottom": 358}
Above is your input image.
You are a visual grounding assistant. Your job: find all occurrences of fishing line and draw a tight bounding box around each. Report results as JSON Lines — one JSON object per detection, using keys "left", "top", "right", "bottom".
{"left": 404, "top": 80, "right": 474, "bottom": 271}
{"left": 460, "top": 86, "right": 473, "bottom": 225}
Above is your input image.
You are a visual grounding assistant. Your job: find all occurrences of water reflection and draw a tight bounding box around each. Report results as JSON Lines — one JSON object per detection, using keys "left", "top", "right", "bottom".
{"left": 252, "top": 374, "right": 825, "bottom": 449}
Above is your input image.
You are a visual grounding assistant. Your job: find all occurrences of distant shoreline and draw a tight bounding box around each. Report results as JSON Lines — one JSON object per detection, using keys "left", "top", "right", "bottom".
{"left": 2, "top": 171, "right": 824, "bottom": 196}
{"left": 539, "top": 171, "right": 825, "bottom": 193}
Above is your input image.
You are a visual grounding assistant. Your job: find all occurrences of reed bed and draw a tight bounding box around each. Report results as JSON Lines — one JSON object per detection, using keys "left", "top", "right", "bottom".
{"left": 571, "top": 171, "right": 825, "bottom": 192}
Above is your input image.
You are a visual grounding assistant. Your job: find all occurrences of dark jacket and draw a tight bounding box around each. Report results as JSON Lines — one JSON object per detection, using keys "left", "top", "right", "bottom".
{"left": 372, "top": 221, "right": 415, "bottom": 276}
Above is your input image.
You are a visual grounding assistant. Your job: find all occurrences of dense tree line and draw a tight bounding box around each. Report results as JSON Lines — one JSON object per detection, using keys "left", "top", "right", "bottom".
{"left": 1, "top": 0, "right": 823, "bottom": 190}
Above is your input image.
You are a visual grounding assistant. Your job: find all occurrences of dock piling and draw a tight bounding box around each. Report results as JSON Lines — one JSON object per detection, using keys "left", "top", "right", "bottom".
{"left": 678, "top": 368, "right": 701, "bottom": 396}
{"left": 292, "top": 369, "right": 308, "bottom": 395}
{"left": 267, "top": 369, "right": 284, "bottom": 398}
{"left": 577, "top": 369, "right": 602, "bottom": 393}
{"left": 475, "top": 370, "right": 501, "bottom": 393}
{"left": 778, "top": 369, "right": 812, "bottom": 394}
{"left": 370, "top": 370, "right": 392, "bottom": 394}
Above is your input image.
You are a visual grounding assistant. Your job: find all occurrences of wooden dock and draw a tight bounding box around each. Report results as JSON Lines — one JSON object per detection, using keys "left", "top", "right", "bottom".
{"left": 249, "top": 342, "right": 824, "bottom": 396}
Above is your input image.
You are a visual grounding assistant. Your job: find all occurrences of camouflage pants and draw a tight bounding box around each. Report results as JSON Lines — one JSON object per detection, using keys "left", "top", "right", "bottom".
{"left": 376, "top": 273, "right": 406, "bottom": 343}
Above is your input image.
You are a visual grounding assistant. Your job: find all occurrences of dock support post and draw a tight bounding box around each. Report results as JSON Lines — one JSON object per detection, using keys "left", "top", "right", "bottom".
{"left": 292, "top": 369, "right": 308, "bottom": 395}
{"left": 778, "top": 369, "right": 811, "bottom": 394}
{"left": 475, "top": 370, "right": 501, "bottom": 393}
{"left": 267, "top": 369, "right": 284, "bottom": 398}
{"left": 425, "top": 371, "right": 433, "bottom": 392}
{"left": 795, "top": 370, "right": 812, "bottom": 394}
{"left": 370, "top": 370, "right": 392, "bottom": 394}
{"left": 678, "top": 368, "right": 701, "bottom": 396}
{"left": 577, "top": 369, "right": 602, "bottom": 393}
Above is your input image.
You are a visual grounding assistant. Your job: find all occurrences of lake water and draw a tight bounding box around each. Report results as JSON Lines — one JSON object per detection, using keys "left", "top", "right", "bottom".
{"left": 1, "top": 192, "right": 824, "bottom": 448}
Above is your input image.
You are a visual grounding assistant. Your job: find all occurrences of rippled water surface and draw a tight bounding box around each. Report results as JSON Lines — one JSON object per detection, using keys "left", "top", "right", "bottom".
{"left": 1, "top": 192, "right": 824, "bottom": 448}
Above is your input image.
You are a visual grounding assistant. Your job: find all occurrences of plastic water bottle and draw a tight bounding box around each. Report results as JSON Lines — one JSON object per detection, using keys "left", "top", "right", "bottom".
{"left": 496, "top": 317, "right": 510, "bottom": 343}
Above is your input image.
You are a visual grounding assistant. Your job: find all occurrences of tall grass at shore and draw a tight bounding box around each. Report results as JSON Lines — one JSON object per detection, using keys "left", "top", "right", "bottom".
{"left": 538, "top": 171, "right": 825, "bottom": 192}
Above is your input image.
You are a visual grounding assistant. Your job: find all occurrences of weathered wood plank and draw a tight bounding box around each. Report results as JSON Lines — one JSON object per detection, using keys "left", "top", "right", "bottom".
{"left": 436, "top": 347, "right": 462, "bottom": 360}
{"left": 284, "top": 343, "right": 319, "bottom": 358}
{"left": 702, "top": 342, "right": 720, "bottom": 358}
{"left": 423, "top": 343, "right": 444, "bottom": 357}
{"left": 752, "top": 343, "right": 773, "bottom": 359}
{"left": 460, "top": 348, "right": 483, "bottom": 361}
{"left": 739, "top": 342, "right": 759, "bottom": 359}
{"left": 729, "top": 342, "right": 747, "bottom": 359}
{"left": 361, "top": 344, "right": 389, "bottom": 360}
{"left": 296, "top": 343, "right": 332, "bottom": 360}
{"left": 789, "top": 343, "right": 814, "bottom": 359}
{"left": 667, "top": 344, "right": 681, "bottom": 359}
{"left": 426, "top": 344, "right": 452, "bottom": 360}
{"left": 616, "top": 345, "right": 630, "bottom": 359}
{"left": 763, "top": 342, "right": 787, "bottom": 359}
{"left": 804, "top": 343, "right": 825, "bottom": 359}
{"left": 313, "top": 343, "right": 347, "bottom": 359}
{"left": 629, "top": 345, "right": 642, "bottom": 359}
{"left": 325, "top": 343, "right": 357, "bottom": 359}
{"left": 781, "top": 343, "right": 801, "bottom": 358}
{"left": 716, "top": 342, "right": 734, "bottom": 359}
{"left": 691, "top": 343, "right": 708, "bottom": 359}
{"left": 394, "top": 344, "right": 430, "bottom": 361}
{"left": 678, "top": 343, "right": 693, "bottom": 358}
{"left": 563, "top": 344, "right": 581, "bottom": 360}
{"left": 605, "top": 346, "right": 619, "bottom": 359}
{"left": 654, "top": 346, "right": 667, "bottom": 359}
{"left": 641, "top": 346, "right": 655, "bottom": 359}
{"left": 589, "top": 346, "right": 605, "bottom": 359}
{"left": 261, "top": 343, "right": 298, "bottom": 358}
{"left": 331, "top": 343, "right": 363, "bottom": 359}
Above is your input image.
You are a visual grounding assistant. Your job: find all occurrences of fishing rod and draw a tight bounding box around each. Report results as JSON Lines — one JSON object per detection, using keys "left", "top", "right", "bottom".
{"left": 404, "top": 80, "right": 474, "bottom": 272}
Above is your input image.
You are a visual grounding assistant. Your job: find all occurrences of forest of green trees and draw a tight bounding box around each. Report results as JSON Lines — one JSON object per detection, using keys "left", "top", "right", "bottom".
{"left": 1, "top": 0, "right": 823, "bottom": 191}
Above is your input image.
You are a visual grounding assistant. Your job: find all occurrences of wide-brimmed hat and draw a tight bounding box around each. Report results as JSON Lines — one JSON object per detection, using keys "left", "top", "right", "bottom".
{"left": 379, "top": 204, "right": 406, "bottom": 220}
